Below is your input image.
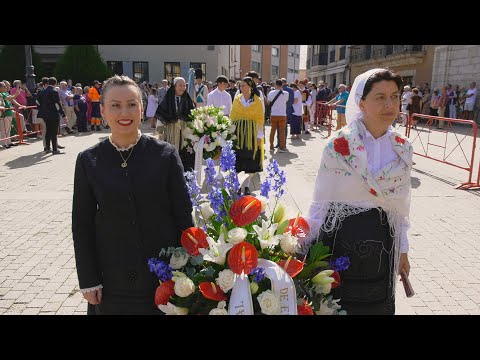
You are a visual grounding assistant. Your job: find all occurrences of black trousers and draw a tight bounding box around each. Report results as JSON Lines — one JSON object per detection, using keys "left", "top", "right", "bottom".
{"left": 44, "top": 115, "right": 60, "bottom": 151}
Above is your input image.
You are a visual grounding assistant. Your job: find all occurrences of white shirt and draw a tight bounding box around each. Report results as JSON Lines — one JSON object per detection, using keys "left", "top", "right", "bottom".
{"left": 292, "top": 90, "right": 303, "bottom": 116}
{"left": 358, "top": 120, "right": 409, "bottom": 253}
{"left": 267, "top": 89, "right": 288, "bottom": 116}
{"left": 465, "top": 88, "right": 477, "bottom": 105}
{"left": 207, "top": 88, "right": 232, "bottom": 115}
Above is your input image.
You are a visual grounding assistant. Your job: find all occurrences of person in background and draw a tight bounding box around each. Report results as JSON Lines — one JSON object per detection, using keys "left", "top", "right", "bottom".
{"left": 72, "top": 75, "right": 193, "bottom": 314}
{"left": 229, "top": 76, "right": 265, "bottom": 195}
{"left": 226, "top": 79, "right": 238, "bottom": 103}
{"left": 36, "top": 77, "right": 67, "bottom": 154}
{"left": 73, "top": 86, "right": 88, "bottom": 132}
{"left": 146, "top": 87, "right": 159, "bottom": 129}
{"left": 194, "top": 69, "right": 208, "bottom": 107}
{"left": 207, "top": 75, "right": 233, "bottom": 116}
{"left": 155, "top": 77, "right": 196, "bottom": 171}
{"left": 88, "top": 80, "right": 102, "bottom": 131}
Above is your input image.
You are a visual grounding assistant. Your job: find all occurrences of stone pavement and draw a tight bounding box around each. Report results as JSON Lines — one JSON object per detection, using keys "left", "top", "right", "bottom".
{"left": 1, "top": 120, "right": 479, "bottom": 315}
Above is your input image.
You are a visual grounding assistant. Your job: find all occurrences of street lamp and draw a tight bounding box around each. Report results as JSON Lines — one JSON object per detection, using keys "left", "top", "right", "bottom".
{"left": 24, "top": 45, "right": 36, "bottom": 92}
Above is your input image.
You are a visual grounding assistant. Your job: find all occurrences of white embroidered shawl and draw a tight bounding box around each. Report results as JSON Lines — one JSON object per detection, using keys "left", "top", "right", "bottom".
{"left": 303, "top": 119, "right": 413, "bottom": 291}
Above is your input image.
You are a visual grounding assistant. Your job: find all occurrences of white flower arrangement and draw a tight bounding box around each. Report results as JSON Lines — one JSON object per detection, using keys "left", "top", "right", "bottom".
{"left": 185, "top": 105, "right": 237, "bottom": 160}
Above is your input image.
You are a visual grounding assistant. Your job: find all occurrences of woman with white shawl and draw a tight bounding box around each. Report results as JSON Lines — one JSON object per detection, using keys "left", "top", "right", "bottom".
{"left": 302, "top": 68, "right": 413, "bottom": 315}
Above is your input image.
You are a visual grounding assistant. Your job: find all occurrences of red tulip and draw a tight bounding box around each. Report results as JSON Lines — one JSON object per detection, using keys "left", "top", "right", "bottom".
{"left": 333, "top": 137, "right": 350, "bottom": 156}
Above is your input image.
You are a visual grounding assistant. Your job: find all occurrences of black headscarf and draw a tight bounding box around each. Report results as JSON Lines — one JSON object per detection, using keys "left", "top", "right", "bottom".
{"left": 242, "top": 76, "right": 261, "bottom": 101}
{"left": 155, "top": 82, "right": 195, "bottom": 124}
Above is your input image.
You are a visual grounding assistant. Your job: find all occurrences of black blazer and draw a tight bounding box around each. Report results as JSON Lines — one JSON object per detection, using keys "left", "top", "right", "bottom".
{"left": 72, "top": 135, "right": 193, "bottom": 305}
{"left": 37, "top": 86, "right": 65, "bottom": 119}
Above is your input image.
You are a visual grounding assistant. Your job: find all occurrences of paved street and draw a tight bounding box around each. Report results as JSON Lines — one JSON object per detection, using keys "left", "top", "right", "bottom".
{"left": 1, "top": 120, "right": 480, "bottom": 315}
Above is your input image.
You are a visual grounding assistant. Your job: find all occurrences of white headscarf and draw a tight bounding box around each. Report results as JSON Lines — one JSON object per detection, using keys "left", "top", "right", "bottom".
{"left": 345, "top": 68, "right": 386, "bottom": 125}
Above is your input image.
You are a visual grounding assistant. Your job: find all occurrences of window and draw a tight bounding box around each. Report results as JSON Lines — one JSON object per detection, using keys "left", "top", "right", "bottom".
{"left": 339, "top": 46, "right": 346, "bottom": 60}
{"left": 272, "top": 47, "right": 279, "bottom": 57}
{"left": 221, "top": 66, "right": 228, "bottom": 76}
{"left": 289, "top": 51, "right": 294, "bottom": 57}
{"left": 190, "top": 62, "right": 206, "bottom": 81}
{"left": 288, "top": 68, "right": 294, "bottom": 73}
{"left": 133, "top": 62, "right": 148, "bottom": 83}
{"left": 295, "top": 53, "right": 299, "bottom": 58}
{"left": 272, "top": 65, "right": 278, "bottom": 76}
{"left": 385, "top": 45, "right": 393, "bottom": 56}
{"left": 252, "top": 45, "right": 261, "bottom": 52}
{"left": 294, "top": 70, "right": 298, "bottom": 74}
{"left": 313, "top": 45, "right": 320, "bottom": 55}
{"left": 207, "top": 45, "right": 215, "bottom": 50}
{"left": 107, "top": 61, "right": 123, "bottom": 76}
{"left": 329, "top": 50, "right": 336, "bottom": 63}
{"left": 251, "top": 61, "right": 261, "bottom": 73}
{"left": 164, "top": 62, "right": 180, "bottom": 83}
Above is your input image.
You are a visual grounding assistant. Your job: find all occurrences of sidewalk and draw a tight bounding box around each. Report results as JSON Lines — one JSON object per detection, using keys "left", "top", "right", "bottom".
{"left": 1, "top": 120, "right": 479, "bottom": 315}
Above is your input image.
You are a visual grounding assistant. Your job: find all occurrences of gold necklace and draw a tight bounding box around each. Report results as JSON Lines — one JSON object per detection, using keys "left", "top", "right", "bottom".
{"left": 118, "top": 147, "right": 134, "bottom": 168}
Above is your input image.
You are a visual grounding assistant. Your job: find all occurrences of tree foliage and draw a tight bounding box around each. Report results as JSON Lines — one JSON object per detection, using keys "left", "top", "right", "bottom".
{"left": 0, "top": 45, "right": 47, "bottom": 84}
{"left": 54, "top": 45, "right": 113, "bottom": 86}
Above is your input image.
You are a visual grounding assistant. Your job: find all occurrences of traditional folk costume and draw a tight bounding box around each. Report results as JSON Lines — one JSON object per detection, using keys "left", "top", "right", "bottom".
{"left": 155, "top": 82, "right": 196, "bottom": 171}
{"left": 302, "top": 69, "right": 413, "bottom": 315}
{"left": 229, "top": 92, "right": 264, "bottom": 174}
{"left": 194, "top": 69, "right": 208, "bottom": 108}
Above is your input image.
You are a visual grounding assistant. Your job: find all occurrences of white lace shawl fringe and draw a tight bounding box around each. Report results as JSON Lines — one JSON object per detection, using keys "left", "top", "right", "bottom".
{"left": 79, "top": 284, "right": 103, "bottom": 293}
{"left": 303, "top": 201, "right": 403, "bottom": 297}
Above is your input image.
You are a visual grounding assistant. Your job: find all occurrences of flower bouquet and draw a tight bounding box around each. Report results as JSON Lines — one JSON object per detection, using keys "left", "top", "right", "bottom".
{"left": 148, "top": 141, "right": 350, "bottom": 315}
{"left": 183, "top": 105, "right": 237, "bottom": 161}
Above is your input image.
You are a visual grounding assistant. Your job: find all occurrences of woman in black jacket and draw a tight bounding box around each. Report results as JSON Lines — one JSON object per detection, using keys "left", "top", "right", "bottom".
{"left": 72, "top": 75, "right": 193, "bottom": 314}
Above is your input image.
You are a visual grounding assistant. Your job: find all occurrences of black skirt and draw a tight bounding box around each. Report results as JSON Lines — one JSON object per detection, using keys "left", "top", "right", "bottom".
{"left": 318, "top": 208, "right": 395, "bottom": 315}
{"left": 233, "top": 120, "right": 263, "bottom": 174}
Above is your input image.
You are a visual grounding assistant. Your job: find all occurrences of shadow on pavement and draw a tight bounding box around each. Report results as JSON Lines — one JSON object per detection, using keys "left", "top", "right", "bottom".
{"left": 4, "top": 151, "right": 52, "bottom": 169}
{"left": 270, "top": 151, "right": 299, "bottom": 166}
{"left": 411, "top": 177, "right": 421, "bottom": 189}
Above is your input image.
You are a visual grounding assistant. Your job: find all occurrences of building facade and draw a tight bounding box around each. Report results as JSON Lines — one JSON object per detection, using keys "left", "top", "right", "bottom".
{"left": 34, "top": 45, "right": 232, "bottom": 84}
{"left": 349, "top": 45, "right": 436, "bottom": 88}
{"left": 239, "top": 45, "right": 300, "bottom": 83}
{"left": 306, "top": 45, "right": 350, "bottom": 89}
{"left": 33, "top": 45, "right": 299, "bottom": 85}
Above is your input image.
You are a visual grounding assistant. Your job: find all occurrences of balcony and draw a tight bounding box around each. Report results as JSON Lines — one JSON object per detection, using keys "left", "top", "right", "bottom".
{"left": 350, "top": 45, "right": 426, "bottom": 64}
{"left": 311, "top": 53, "right": 328, "bottom": 67}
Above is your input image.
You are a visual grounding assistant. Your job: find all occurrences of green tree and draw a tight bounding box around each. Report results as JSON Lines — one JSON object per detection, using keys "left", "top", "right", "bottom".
{"left": 0, "top": 45, "right": 47, "bottom": 84}
{"left": 54, "top": 45, "right": 113, "bottom": 86}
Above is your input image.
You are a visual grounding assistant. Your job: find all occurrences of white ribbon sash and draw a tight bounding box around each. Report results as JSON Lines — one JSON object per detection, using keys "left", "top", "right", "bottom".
{"left": 228, "top": 259, "right": 297, "bottom": 315}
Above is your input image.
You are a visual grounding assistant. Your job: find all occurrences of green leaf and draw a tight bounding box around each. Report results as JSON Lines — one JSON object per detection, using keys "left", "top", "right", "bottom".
{"left": 296, "top": 260, "right": 329, "bottom": 280}
{"left": 201, "top": 266, "right": 216, "bottom": 277}
{"left": 308, "top": 242, "right": 330, "bottom": 263}
{"left": 275, "top": 219, "right": 289, "bottom": 235}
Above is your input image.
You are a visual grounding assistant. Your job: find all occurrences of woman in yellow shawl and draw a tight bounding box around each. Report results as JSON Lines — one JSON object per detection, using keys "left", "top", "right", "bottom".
{"left": 229, "top": 77, "right": 265, "bottom": 195}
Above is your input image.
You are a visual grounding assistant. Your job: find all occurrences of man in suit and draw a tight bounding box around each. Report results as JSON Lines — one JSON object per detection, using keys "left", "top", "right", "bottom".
{"left": 37, "top": 77, "right": 67, "bottom": 154}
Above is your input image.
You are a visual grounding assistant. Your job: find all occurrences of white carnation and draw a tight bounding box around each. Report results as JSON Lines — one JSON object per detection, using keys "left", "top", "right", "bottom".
{"left": 257, "top": 290, "right": 281, "bottom": 315}
{"left": 174, "top": 277, "right": 195, "bottom": 297}
{"left": 169, "top": 251, "right": 189, "bottom": 270}
{"left": 280, "top": 233, "right": 298, "bottom": 254}
{"left": 227, "top": 228, "right": 247, "bottom": 245}
{"left": 215, "top": 269, "right": 235, "bottom": 292}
